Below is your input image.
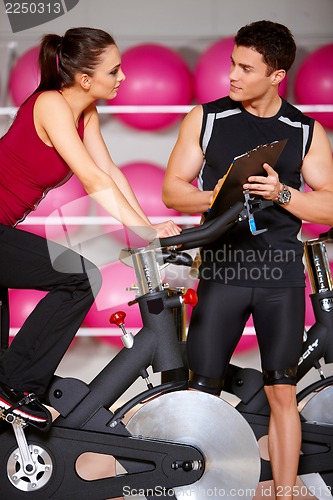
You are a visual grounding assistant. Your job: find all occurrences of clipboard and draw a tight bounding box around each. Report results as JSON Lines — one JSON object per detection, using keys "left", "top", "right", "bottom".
{"left": 205, "top": 139, "right": 288, "bottom": 221}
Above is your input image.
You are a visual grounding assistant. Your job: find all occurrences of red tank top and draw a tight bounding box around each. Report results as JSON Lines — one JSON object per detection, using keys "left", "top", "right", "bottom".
{"left": 0, "top": 91, "right": 84, "bottom": 226}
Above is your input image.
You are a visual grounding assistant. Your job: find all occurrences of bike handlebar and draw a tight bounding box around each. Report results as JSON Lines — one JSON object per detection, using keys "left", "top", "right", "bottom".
{"left": 158, "top": 201, "right": 244, "bottom": 249}
{"left": 319, "top": 227, "right": 333, "bottom": 242}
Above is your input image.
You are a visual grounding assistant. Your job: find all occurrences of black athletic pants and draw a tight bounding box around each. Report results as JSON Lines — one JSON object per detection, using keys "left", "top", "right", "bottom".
{"left": 0, "top": 224, "right": 102, "bottom": 395}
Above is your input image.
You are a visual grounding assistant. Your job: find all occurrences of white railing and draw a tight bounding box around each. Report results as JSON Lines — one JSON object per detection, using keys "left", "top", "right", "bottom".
{"left": 0, "top": 104, "right": 333, "bottom": 117}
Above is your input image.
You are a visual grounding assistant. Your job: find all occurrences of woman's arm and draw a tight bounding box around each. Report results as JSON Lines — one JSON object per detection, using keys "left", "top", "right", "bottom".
{"left": 82, "top": 106, "right": 151, "bottom": 224}
{"left": 35, "top": 92, "right": 179, "bottom": 239}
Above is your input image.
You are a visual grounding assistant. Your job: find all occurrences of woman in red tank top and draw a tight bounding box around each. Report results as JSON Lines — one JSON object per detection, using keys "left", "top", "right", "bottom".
{"left": 0, "top": 27, "right": 181, "bottom": 428}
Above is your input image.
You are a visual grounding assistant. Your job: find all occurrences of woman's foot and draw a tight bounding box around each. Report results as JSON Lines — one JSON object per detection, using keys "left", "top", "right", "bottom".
{"left": 0, "top": 382, "right": 52, "bottom": 431}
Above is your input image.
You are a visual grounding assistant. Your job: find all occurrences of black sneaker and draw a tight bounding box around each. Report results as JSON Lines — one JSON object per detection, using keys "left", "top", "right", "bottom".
{"left": 0, "top": 382, "right": 52, "bottom": 431}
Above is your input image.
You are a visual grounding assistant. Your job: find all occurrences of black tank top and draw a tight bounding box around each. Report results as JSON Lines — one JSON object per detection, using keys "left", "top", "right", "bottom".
{"left": 199, "top": 97, "right": 314, "bottom": 288}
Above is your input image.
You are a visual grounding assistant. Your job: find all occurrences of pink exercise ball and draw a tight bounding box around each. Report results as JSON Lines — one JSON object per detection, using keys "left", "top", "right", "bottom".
{"left": 305, "top": 273, "right": 315, "bottom": 327}
{"left": 109, "top": 43, "right": 193, "bottom": 131}
{"left": 19, "top": 175, "right": 90, "bottom": 241}
{"left": 235, "top": 316, "right": 258, "bottom": 354}
{"left": 303, "top": 222, "right": 331, "bottom": 239}
{"left": 235, "top": 335, "right": 258, "bottom": 354}
{"left": 194, "top": 37, "right": 235, "bottom": 104}
{"left": 294, "top": 43, "right": 333, "bottom": 130}
{"left": 194, "top": 36, "right": 288, "bottom": 104}
{"left": 84, "top": 261, "right": 142, "bottom": 349}
{"left": 9, "top": 46, "right": 40, "bottom": 106}
{"left": 120, "top": 162, "right": 180, "bottom": 217}
{"left": 8, "top": 288, "right": 47, "bottom": 328}
{"left": 96, "top": 162, "right": 180, "bottom": 245}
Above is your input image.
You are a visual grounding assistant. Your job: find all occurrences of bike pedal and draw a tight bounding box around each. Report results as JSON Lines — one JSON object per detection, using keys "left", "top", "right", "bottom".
{"left": 1, "top": 408, "right": 27, "bottom": 427}
{"left": 1, "top": 406, "right": 48, "bottom": 431}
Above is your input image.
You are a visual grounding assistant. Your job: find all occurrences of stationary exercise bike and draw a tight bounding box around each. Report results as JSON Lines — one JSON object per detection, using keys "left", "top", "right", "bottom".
{"left": 0, "top": 200, "right": 260, "bottom": 500}
{"left": 0, "top": 197, "right": 332, "bottom": 500}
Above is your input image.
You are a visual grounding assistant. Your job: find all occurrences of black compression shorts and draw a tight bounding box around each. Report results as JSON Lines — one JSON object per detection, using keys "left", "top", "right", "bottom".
{"left": 187, "top": 280, "right": 305, "bottom": 393}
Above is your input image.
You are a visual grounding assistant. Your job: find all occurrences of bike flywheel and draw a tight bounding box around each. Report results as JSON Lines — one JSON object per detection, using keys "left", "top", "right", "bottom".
{"left": 120, "top": 390, "right": 261, "bottom": 499}
{"left": 299, "top": 384, "right": 333, "bottom": 499}
{"left": 300, "top": 384, "right": 333, "bottom": 425}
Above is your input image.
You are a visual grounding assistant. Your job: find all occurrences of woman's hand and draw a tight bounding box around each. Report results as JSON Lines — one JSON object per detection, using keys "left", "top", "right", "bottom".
{"left": 126, "top": 220, "right": 182, "bottom": 245}
{"left": 152, "top": 220, "right": 182, "bottom": 239}
{"left": 243, "top": 163, "right": 282, "bottom": 201}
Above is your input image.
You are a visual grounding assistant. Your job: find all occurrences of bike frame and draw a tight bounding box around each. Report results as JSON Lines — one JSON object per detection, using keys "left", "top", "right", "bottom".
{"left": 47, "top": 215, "right": 333, "bottom": 493}
{"left": 1, "top": 201, "right": 333, "bottom": 498}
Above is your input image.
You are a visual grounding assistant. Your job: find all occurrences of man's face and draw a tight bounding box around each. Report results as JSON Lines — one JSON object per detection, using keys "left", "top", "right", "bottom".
{"left": 229, "top": 44, "right": 273, "bottom": 102}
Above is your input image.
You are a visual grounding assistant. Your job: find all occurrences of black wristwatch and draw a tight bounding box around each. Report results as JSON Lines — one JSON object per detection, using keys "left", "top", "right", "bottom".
{"left": 276, "top": 184, "right": 291, "bottom": 205}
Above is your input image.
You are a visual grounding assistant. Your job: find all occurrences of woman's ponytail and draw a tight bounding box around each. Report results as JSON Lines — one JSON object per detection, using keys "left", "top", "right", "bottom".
{"left": 34, "top": 34, "right": 63, "bottom": 92}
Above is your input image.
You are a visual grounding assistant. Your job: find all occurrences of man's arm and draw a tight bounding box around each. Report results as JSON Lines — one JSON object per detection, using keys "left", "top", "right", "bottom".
{"left": 244, "top": 121, "right": 333, "bottom": 226}
{"left": 162, "top": 105, "right": 214, "bottom": 214}
{"left": 290, "top": 121, "right": 333, "bottom": 225}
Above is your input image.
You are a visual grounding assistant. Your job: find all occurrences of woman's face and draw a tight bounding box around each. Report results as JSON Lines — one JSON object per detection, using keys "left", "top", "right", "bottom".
{"left": 88, "top": 44, "right": 126, "bottom": 100}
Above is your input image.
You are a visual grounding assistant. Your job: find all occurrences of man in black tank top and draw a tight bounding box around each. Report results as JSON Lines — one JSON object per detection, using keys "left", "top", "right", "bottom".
{"left": 163, "top": 20, "right": 333, "bottom": 500}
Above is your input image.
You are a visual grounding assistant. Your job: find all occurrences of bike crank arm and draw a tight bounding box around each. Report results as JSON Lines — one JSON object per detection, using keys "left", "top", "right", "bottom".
{"left": 36, "top": 426, "right": 204, "bottom": 499}
{"left": 8, "top": 416, "right": 37, "bottom": 477}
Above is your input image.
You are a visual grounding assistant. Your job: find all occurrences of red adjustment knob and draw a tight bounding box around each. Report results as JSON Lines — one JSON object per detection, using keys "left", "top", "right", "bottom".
{"left": 183, "top": 288, "right": 198, "bottom": 307}
{"left": 109, "top": 311, "right": 126, "bottom": 327}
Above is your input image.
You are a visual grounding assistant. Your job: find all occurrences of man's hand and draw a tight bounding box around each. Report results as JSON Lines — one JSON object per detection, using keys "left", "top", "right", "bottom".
{"left": 243, "top": 163, "right": 282, "bottom": 201}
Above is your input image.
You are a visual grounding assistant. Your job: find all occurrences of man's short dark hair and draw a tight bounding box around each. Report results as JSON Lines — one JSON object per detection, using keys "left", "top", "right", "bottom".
{"left": 234, "top": 20, "right": 296, "bottom": 74}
